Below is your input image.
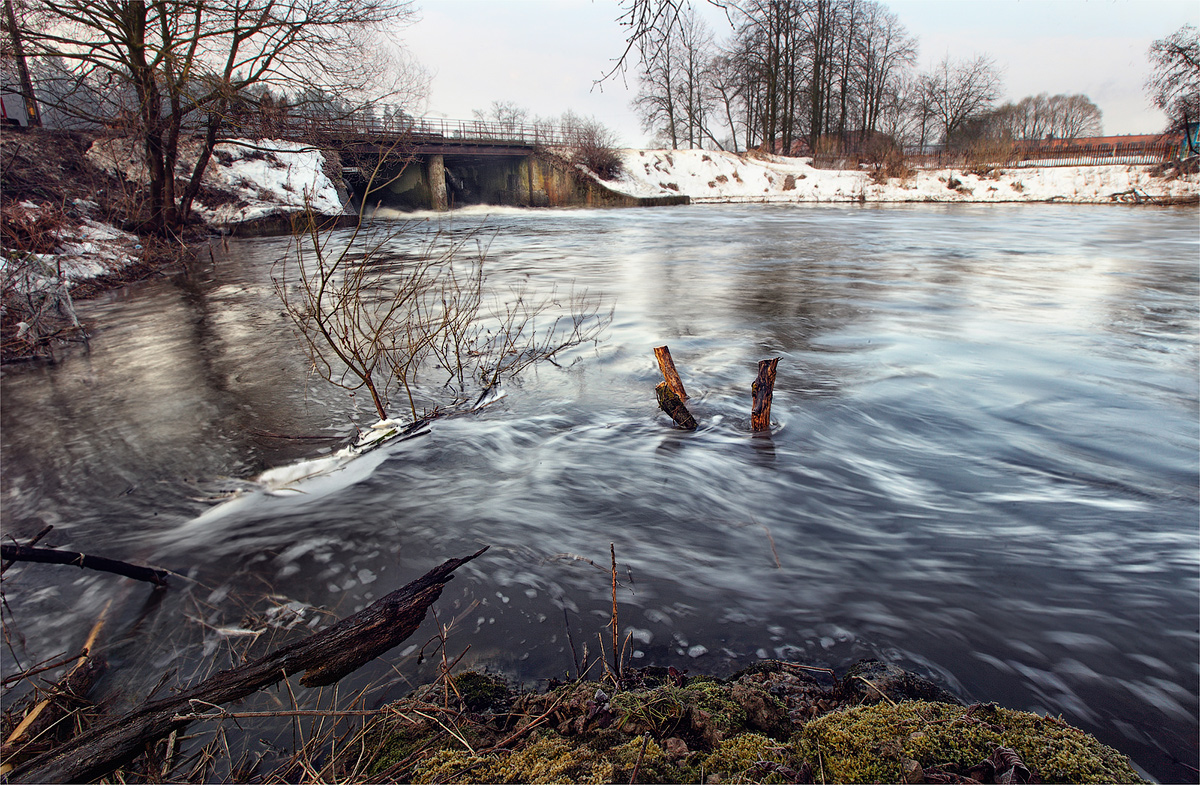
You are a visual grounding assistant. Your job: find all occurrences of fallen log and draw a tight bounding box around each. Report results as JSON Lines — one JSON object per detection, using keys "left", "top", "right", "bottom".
{"left": 653, "top": 345, "right": 688, "bottom": 401}
{"left": 656, "top": 382, "right": 698, "bottom": 430}
{"left": 750, "top": 358, "right": 780, "bottom": 432}
{"left": 6, "top": 547, "right": 488, "bottom": 785}
{"left": 0, "top": 544, "right": 170, "bottom": 588}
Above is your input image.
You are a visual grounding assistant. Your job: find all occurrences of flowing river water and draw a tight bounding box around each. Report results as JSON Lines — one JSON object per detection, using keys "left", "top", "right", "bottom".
{"left": 2, "top": 203, "right": 1197, "bottom": 781}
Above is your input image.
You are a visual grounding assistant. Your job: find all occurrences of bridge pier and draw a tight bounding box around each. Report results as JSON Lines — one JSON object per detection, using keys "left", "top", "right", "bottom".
{"left": 426, "top": 154, "right": 448, "bottom": 211}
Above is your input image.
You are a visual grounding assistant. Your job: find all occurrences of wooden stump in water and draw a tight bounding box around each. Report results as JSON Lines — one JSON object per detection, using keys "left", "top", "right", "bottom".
{"left": 656, "top": 382, "right": 698, "bottom": 430}
{"left": 751, "top": 358, "right": 780, "bottom": 432}
{"left": 653, "top": 345, "right": 688, "bottom": 401}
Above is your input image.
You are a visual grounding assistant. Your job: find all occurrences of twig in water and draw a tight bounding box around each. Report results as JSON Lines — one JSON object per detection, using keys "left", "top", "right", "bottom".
{"left": 732, "top": 519, "right": 782, "bottom": 569}
{"left": 0, "top": 649, "right": 87, "bottom": 687}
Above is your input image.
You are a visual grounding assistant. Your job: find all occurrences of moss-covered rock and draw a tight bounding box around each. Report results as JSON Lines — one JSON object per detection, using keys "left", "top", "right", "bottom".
{"left": 796, "top": 700, "right": 1147, "bottom": 784}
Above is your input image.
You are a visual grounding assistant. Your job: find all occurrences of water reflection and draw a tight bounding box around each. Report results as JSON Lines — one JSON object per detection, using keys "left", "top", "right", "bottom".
{"left": 2, "top": 204, "right": 1197, "bottom": 781}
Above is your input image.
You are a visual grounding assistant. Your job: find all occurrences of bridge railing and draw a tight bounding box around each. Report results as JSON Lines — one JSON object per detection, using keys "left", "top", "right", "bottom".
{"left": 230, "top": 112, "right": 576, "bottom": 148}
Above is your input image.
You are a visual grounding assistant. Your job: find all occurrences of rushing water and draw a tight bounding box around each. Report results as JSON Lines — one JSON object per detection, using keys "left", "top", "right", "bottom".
{"left": 2, "top": 203, "right": 1197, "bottom": 781}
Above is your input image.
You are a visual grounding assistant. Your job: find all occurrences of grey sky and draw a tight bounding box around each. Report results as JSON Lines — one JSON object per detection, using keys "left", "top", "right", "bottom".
{"left": 401, "top": 0, "right": 1199, "bottom": 148}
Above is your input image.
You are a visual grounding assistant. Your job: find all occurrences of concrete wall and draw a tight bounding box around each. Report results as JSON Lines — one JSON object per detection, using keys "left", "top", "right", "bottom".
{"left": 345, "top": 151, "right": 688, "bottom": 212}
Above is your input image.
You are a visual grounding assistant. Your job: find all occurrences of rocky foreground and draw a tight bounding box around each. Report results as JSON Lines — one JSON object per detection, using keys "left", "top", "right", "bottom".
{"left": 354, "top": 660, "right": 1145, "bottom": 784}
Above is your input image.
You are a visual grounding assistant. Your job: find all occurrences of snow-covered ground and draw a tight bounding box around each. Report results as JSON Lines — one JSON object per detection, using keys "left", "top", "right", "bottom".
{"left": 88, "top": 137, "right": 346, "bottom": 226}
{"left": 1, "top": 199, "right": 145, "bottom": 284}
{"left": 609, "top": 148, "right": 1200, "bottom": 204}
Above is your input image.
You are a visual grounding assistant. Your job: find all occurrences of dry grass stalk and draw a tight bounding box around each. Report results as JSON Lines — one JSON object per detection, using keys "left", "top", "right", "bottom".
{"left": 610, "top": 543, "right": 620, "bottom": 684}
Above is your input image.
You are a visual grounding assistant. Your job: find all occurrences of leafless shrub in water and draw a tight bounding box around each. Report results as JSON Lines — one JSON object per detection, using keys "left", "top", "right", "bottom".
{"left": 275, "top": 197, "right": 611, "bottom": 422}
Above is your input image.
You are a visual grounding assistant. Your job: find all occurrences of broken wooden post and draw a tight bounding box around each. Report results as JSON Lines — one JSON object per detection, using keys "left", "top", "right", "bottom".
{"left": 656, "top": 382, "right": 698, "bottom": 430}
{"left": 750, "top": 358, "right": 780, "bottom": 433}
{"left": 654, "top": 345, "right": 697, "bottom": 429}
{"left": 653, "top": 345, "right": 688, "bottom": 401}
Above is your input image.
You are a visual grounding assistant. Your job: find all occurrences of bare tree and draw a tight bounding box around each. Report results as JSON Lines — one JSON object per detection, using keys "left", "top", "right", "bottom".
{"left": 922, "top": 54, "right": 1003, "bottom": 147}
{"left": 674, "top": 6, "right": 716, "bottom": 148}
{"left": 472, "top": 100, "right": 530, "bottom": 133}
{"left": 16, "top": 0, "right": 421, "bottom": 236}
{"left": 632, "top": 5, "right": 682, "bottom": 148}
{"left": 1148, "top": 23, "right": 1199, "bottom": 146}
{"left": 853, "top": 2, "right": 916, "bottom": 145}
{"left": 991, "top": 93, "right": 1102, "bottom": 140}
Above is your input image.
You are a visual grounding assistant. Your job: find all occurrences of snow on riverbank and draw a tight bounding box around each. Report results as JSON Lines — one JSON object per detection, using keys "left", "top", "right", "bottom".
{"left": 87, "top": 137, "right": 346, "bottom": 227}
{"left": 609, "top": 148, "right": 1200, "bottom": 204}
{"left": 0, "top": 200, "right": 144, "bottom": 283}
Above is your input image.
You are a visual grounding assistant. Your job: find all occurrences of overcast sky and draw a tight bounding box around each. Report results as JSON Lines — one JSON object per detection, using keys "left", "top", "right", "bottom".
{"left": 400, "top": 0, "right": 1199, "bottom": 148}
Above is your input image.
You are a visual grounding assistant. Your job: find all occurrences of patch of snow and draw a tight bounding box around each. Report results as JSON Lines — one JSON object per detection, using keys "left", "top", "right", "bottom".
{"left": 87, "top": 137, "right": 346, "bottom": 228}
{"left": 199, "top": 139, "right": 345, "bottom": 224}
{"left": 608, "top": 148, "right": 1200, "bottom": 204}
{"left": 1, "top": 203, "right": 143, "bottom": 296}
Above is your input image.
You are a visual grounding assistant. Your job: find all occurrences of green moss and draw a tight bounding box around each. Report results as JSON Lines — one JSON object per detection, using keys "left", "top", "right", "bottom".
{"left": 796, "top": 701, "right": 1147, "bottom": 784}
{"left": 694, "top": 732, "right": 799, "bottom": 784}
{"left": 412, "top": 733, "right": 615, "bottom": 784}
{"left": 681, "top": 679, "right": 747, "bottom": 731}
{"left": 453, "top": 671, "right": 510, "bottom": 713}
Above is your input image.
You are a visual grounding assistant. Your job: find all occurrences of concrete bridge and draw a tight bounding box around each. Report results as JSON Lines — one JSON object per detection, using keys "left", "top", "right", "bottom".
{"left": 235, "top": 114, "right": 685, "bottom": 211}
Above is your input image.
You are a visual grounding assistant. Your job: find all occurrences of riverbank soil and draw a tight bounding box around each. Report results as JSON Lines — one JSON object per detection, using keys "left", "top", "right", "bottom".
{"left": 351, "top": 661, "right": 1145, "bottom": 784}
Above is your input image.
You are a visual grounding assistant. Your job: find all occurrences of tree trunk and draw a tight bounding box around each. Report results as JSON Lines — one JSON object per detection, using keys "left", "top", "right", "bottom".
{"left": 751, "top": 358, "right": 780, "bottom": 432}
{"left": 6, "top": 548, "right": 487, "bottom": 785}
{"left": 3, "top": 0, "right": 40, "bottom": 126}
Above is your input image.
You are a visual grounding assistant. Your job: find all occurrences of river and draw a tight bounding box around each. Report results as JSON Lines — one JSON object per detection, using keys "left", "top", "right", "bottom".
{"left": 2, "top": 203, "right": 1197, "bottom": 781}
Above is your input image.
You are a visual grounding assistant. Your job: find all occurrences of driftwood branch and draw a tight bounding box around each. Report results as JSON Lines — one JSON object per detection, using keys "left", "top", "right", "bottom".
{"left": 653, "top": 345, "right": 688, "bottom": 400}
{"left": 656, "top": 382, "right": 697, "bottom": 430}
{"left": 6, "top": 547, "right": 488, "bottom": 785}
{"left": 0, "top": 545, "right": 170, "bottom": 588}
{"left": 750, "top": 358, "right": 780, "bottom": 432}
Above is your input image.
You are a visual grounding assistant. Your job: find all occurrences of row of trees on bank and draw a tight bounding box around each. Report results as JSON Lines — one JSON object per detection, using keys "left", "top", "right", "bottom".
{"left": 625, "top": 0, "right": 1194, "bottom": 156}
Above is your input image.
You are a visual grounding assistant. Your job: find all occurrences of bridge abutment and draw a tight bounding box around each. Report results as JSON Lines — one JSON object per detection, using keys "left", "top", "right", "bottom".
{"left": 426, "top": 154, "right": 448, "bottom": 211}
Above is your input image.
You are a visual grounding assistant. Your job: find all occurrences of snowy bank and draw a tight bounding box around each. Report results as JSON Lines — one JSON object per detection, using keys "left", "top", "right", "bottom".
{"left": 609, "top": 148, "right": 1200, "bottom": 204}
{"left": 87, "top": 137, "right": 347, "bottom": 227}
{"left": 0, "top": 199, "right": 144, "bottom": 284}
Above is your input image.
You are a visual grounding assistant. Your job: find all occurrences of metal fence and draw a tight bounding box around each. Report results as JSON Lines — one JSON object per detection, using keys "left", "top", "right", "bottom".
{"left": 228, "top": 113, "right": 575, "bottom": 148}
{"left": 813, "top": 138, "right": 1181, "bottom": 171}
